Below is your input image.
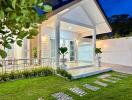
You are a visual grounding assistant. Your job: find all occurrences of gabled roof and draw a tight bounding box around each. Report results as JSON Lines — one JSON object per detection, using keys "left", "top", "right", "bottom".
{"left": 47, "top": 0, "right": 111, "bottom": 34}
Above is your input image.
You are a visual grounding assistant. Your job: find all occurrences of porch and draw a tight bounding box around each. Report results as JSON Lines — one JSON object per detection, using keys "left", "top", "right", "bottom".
{"left": 0, "top": 0, "right": 112, "bottom": 78}
{"left": 40, "top": 0, "right": 111, "bottom": 71}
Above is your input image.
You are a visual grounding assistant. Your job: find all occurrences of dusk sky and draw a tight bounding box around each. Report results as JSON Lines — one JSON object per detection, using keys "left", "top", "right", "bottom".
{"left": 98, "top": 0, "right": 132, "bottom": 17}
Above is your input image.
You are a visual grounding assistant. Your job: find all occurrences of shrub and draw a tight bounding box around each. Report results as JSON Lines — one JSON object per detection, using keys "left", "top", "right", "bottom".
{"left": 22, "top": 70, "right": 32, "bottom": 78}
{"left": 0, "top": 73, "right": 9, "bottom": 82}
{"left": 56, "top": 68, "right": 72, "bottom": 80}
{"left": 0, "top": 67, "right": 54, "bottom": 83}
{"left": 8, "top": 72, "right": 16, "bottom": 80}
{"left": 114, "top": 33, "right": 121, "bottom": 38}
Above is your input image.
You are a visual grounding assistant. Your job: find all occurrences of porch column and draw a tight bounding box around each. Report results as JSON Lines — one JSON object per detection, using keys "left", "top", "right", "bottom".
{"left": 92, "top": 28, "right": 96, "bottom": 65}
{"left": 38, "top": 25, "right": 42, "bottom": 65}
{"left": 55, "top": 16, "right": 61, "bottom": 68}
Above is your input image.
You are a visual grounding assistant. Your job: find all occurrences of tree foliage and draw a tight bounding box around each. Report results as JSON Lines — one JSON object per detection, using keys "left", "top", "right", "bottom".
{"left": 109, "top": 14, "right": 132, "bottom": 36}
{"left": 0, "top": 0, "right": 52, "bottom": 58}
{"left": 97, "top": 14, "right": 132, "bottom": 40}
{"left": 95, "top": 48, "right": 102, "bottom": 54}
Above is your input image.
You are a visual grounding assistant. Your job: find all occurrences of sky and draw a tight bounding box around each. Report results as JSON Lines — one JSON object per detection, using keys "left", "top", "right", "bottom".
{"left": 98, "top": 0, "right": 132, "bottom": 17}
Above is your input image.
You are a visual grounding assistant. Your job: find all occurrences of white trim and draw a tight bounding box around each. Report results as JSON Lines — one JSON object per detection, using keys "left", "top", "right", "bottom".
{"left": 92, "top": 28, "right": 96, "bottom": 65}
{"left": 55, "top": 16, "right": 61, "bottom": 67}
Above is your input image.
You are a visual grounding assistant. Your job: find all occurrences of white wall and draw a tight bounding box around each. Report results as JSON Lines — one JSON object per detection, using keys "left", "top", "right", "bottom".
{"left": 97, "top": 37, "right": 132, "bottom": 67}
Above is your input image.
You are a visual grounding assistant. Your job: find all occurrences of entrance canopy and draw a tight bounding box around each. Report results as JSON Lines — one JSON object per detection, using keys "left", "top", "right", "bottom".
{"left": 45, "top": 0, "right": 111, "bottom": 35}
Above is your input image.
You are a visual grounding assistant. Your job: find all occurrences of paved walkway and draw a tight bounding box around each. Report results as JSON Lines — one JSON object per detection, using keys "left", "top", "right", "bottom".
{"left": 102, "top": 63, "right": 132, "bottom": 74}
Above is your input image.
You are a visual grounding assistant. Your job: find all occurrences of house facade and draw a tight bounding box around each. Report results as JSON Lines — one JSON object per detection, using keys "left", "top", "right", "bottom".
{"left": 3, "top": 0, "right": 111, "bottom": 69}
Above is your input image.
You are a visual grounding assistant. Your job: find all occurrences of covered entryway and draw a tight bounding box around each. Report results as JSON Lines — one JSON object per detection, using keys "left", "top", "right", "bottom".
{"left": 40, "top": 0, "right": 112, "bottom": 78}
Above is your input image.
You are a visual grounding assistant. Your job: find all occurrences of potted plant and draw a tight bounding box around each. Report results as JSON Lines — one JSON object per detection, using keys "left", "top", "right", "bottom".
{"left": 95, "top": 48, "right": 102, "bottom": 67}
{"left": 33, "top": 47, "right": 38, "bottom": 65}
{"left": 59, "top": 47, "right": 68, "bottom": 69}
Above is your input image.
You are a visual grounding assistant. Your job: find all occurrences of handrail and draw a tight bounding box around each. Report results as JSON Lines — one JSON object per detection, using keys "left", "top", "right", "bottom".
{"left": 0, "top": 58, "right": 55, "bottom": 74}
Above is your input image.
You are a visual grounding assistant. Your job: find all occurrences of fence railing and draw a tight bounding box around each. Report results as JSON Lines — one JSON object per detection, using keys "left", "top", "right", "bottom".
{"left": 0, "top": 58, "right": 55, "bottom": 74}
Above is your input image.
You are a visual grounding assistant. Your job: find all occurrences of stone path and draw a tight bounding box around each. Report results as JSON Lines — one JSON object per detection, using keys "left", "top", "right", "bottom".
{"left": 102, "top": 78, "right": 117, "bottom": 83}
{"left": 52, "top": 92, "right": 73, "bottom": 100}
{"left": 94, "top": 80, "right": 108, "bottom": 87}
{"left": 69, "top": 87, "right": 87, "bottom": 96}
{"left": 98, "top": 74, "right": 111, "bottom": 79}
{"left": 51, "top": 73, "right": 128, "bottom": 100}
{"left": 83, "top": 84, "right": 100, "bottom": 91}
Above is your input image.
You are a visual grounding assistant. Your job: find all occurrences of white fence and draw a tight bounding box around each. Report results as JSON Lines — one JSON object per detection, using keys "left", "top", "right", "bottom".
{"left": 0, "top": 58, "right": 55, "bottom": 74}
{"left": 97, "top": 37, "right": 132, "bottom": 67}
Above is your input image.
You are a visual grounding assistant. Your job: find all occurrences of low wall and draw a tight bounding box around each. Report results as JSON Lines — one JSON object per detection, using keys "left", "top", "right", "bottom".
{"left": 96, "top": 37, "right": 132, "bottom": 67}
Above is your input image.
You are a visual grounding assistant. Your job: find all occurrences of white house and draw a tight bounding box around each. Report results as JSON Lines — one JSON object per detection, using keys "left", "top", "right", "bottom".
{"left": 3, "top": 0, "right": 112, "bottom": 76}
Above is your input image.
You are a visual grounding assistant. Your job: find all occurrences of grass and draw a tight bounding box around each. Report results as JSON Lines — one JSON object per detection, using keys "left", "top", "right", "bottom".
{"left": 0, "top": 71, "right": 132, "bottom": 100}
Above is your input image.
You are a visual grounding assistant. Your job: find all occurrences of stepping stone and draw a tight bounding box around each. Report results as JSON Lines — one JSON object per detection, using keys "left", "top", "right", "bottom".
{"left": 83, "top": 84, "right": 100, "bottom": 91}
{"left": 114, "top": 74, "right": 127, "bottom": 78}
{"left": 38, "top": 97, "right": 44, "bottom": 100}
{"left": 98, "top": 74, "right": 111, "bottom": 79}
{"left": 102, "top": 79, "right": 117, "bottom": 83}
{"left": 118, "top": 73, "right": 128, "bottom": 76}
{"left": 94, "top": 80, "right": 108, "bottom": 87}
{"left": 109, "top": 76, "right": 122, "bottom": 81}
{"left": 69, "top": 87, "right": 87, "bottom": 96}
{"left": 52, "top": 92, "right": 73, "bottom": 100}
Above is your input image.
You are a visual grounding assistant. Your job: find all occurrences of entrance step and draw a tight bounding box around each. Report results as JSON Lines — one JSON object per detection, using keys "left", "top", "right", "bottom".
{"left": 68, "top": 67, "right": 112, "bottom": 79}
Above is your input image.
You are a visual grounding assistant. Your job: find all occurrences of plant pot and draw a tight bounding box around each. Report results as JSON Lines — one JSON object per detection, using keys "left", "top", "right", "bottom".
{"left": 33, "top": 58, "right": 38, "bottom": 65}
{"left": 60, "top": 58, "right": 67, "bottom": 69}
{"left": 96, "top": 54, "right": 101, "bottom": 67}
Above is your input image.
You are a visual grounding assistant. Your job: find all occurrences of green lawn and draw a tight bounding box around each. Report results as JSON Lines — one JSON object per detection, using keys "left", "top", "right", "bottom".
{"left": 0, "top": 71, "right": 132, "bottom": 100}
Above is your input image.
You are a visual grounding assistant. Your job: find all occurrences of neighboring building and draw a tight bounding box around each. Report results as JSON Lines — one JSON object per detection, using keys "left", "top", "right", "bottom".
{"left": 4, "top": 0, "right": 111, "bottom": 68}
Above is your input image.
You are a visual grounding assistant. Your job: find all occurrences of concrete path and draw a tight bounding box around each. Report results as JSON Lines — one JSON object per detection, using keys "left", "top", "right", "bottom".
{"left": 102, "top": 63, "right": 132, "bottom": 74}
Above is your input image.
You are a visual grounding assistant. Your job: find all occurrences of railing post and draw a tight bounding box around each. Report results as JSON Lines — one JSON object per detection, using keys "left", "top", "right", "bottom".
{"left": 55, "top": 16, "right": 61, "bottom": 68}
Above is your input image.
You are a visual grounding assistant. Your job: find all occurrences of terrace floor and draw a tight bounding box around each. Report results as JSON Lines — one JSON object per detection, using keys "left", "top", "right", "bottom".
{"left": 102, "top": 63, "right": 132, "bottom": 74}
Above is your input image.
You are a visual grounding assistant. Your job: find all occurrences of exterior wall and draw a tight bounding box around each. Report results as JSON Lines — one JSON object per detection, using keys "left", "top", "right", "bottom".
{"left": 41, "top": 27, "right": 51, "bottom": 59}
{"left": 1, "top": 39, "right": 30, "bottom": 60}
{"left": 97, "top": 37, "right": 132, "bottom": 67}
{"left": 30, "top": 36, "right": 38, "bottom": 59}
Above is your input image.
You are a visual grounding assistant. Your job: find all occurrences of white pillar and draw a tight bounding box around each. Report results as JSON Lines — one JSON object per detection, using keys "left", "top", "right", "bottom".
{"left": 55, "top": 16, "right": 61, "bottom": 68}
{"left": 92, "top": 28, "right": 96, "bottom": 65}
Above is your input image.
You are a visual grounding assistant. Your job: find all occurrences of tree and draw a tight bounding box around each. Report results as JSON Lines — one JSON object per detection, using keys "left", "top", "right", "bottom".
{"left": 109, "top": 14, "right": 130, "bottom": 36}
{"left": 0, "top": 0, "right": 52, "bottom": 58}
